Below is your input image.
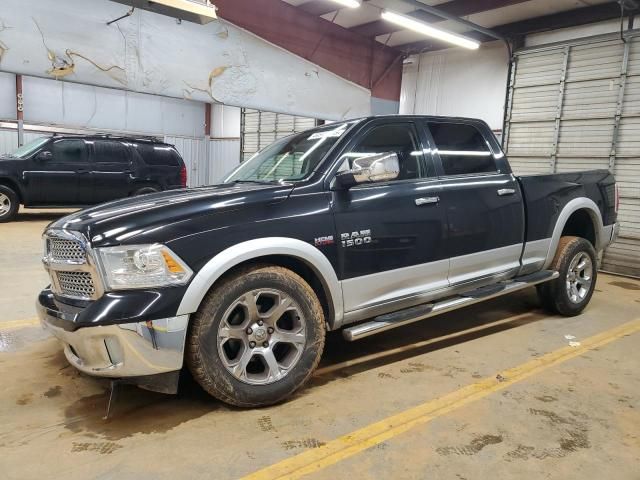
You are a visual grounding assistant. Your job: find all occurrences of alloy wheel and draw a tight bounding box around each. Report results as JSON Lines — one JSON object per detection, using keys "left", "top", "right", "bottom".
{"left": 217, "top": 289, "right": 307, "bottom": 385}
{"left": 565, "top": 252, "right": 593, "bottom": 303}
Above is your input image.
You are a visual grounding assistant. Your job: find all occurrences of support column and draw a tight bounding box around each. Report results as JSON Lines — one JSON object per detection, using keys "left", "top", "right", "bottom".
{"left": 16, "top": 74, "right": 24, "bottom": 147}
{"left": 204, "top": 102, "right": 212, "bottom": 186}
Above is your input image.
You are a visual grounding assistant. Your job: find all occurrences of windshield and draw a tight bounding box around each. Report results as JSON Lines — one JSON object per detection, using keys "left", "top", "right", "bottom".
{"left": 223, "top": 122, "right": 354, "bottom": 183}
{"left": 9, "top": 137, "right": 50, "bottom": 159}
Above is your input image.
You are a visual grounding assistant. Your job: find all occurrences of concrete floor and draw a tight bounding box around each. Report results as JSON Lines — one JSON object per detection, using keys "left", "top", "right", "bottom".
{"left": 1, "top": 209, "right": 639, "bottom": 480}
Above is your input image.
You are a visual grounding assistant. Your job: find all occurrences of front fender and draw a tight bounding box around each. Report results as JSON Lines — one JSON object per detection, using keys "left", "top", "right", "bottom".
{"left": 176, "top": 237, "right": 344, "bottom": 327}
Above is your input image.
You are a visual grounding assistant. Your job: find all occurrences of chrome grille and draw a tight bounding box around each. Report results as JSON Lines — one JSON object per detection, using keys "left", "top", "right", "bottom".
{"left": 56, "top": 271, "right": 96, "bottom": 298}
{"left": 43, "top": 229, "right": 103, "bottom": 301}
{"left": 48, "top": 238, "right": 85, "bottom": 263}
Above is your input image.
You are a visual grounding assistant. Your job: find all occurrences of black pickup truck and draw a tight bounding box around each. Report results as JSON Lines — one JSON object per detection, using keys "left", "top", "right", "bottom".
{"left": 37, "top": 115, "right": 619, "bottom": 407}
{"left": 0, "top": 134, "right": 187, "bottom": 222}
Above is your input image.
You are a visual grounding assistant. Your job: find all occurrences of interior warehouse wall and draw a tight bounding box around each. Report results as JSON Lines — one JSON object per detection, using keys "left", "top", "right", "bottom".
{"left": 400, "top": 42, "right": 509, "bottom": 131}
{"left": 0, "top": 0, "right": 370, "bottom": 121}
{"left": 0, "top": 73, "right": 241, "bottom": 186}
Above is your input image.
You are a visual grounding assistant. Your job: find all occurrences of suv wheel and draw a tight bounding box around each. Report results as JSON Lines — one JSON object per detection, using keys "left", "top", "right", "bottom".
{"left": 186, "top": 265, "right": 326, "bottom": 407}
{"left": 0, "top": 185, "right": 19, "bottom": 223}
{"left": 537, "top": 236, "right": 597, "bottom": 316}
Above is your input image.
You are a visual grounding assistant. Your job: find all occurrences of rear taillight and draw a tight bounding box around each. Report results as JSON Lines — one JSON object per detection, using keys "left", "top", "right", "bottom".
{"left": 179, "top": 165, "right": 187, "bottom": 188}
{"left": 614, "top": 183, "right": 620, "bottom": 213}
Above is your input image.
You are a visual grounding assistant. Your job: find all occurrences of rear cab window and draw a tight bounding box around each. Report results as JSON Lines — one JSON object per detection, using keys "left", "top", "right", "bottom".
{"left": 426, "top": 122, "right": 498, "bottom": 176}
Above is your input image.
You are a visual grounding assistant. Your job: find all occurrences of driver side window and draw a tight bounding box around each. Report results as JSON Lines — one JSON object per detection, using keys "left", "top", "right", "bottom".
{"left": 340, "top": 123, "right": 424, "bottom": 181}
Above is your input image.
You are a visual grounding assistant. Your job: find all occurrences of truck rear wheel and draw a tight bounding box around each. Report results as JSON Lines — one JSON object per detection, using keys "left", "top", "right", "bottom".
{"left": 186, "top": 265, "right": 326, "bottom": 407}
{"left": 0, "top": 185, "right": 19, "bottom": 223}
{"left": 537, "top": 236, "right": 597, "bottom": 316}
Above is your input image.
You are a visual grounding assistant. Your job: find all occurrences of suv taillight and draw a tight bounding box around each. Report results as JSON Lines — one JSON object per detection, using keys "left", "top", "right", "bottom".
{"left": 615, "top": 183, "right": 620, "bottom": 213}
{"left": 180, "top": 165, "right": 187, "bottom": 188}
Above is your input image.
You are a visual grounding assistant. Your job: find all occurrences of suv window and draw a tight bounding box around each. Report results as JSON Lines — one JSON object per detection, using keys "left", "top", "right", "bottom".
{"left": 51, "top": 139, "right": 88, "bottom": 163}
{"left": 135, "top": 144, "right": 180, "bottom": 166}
{"left": 427, "top": 122, "right": 496, "bottom": 176}
{"left": 341, "top": 123, "right": 423, "bottom": 181}
{"left": 92, "top": 140, "right": 130, "bottom": 164}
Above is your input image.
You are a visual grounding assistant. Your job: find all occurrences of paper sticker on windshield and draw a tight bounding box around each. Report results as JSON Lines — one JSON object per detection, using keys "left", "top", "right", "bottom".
{"left": 309, "top": 126, "right": 347, "bottom": 140}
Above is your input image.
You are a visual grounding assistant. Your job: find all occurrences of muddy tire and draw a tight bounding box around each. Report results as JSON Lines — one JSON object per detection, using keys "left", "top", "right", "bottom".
{"left": 186, "top": 265, "right": 326, "bottom": 407}
{"left": 537, "top": 236, "right": 597, "bottom": 316}
{"left": 0, "top": 185, "right": 19, "bottom": 223}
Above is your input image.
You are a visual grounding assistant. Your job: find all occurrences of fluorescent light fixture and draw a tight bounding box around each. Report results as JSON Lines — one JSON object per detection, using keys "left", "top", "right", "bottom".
{"left": 381, "top": 10, "right": 480, "bottom": 50}
{"left": 327, "top": 0, "right": 362, "bottom": 8}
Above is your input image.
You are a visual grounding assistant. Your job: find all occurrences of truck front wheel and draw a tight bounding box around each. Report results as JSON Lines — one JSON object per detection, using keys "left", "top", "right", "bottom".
{"left": 186, "top": 265, "right": 326, "bottom": 407}
{"left": 537, "top": 236, "right": 597, "bottom": 316}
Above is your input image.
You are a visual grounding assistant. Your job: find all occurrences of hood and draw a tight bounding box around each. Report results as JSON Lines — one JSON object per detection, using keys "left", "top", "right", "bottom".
{"left": 48, "top": 182, "right": 293, "bottom": 246}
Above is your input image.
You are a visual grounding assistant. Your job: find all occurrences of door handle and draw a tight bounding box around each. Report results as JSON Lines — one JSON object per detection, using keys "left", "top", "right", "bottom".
{"left": 497, "top": 188, "right": 516, "bottom": 196}
{"left": 415, "top": 196, "right": 440, "bottom": 206}
{"left": 76, "top": 169, "right": 91, "bottom": 174}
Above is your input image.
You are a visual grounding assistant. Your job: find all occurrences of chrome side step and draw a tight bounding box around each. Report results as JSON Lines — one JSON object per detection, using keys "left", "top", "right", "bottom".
{"left": 342, "top": 270, "right": 559, "bottom": 342}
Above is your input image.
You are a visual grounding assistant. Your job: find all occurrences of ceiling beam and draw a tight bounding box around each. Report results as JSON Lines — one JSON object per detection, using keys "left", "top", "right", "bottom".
{"left": 214, "top": 0, "right": 404, "bottom": 101}
{"left": 398, "top": 1, "right": 634, "bottom": 53}
{"left": 350, "top": 0, "right": 529, "bottom": 38}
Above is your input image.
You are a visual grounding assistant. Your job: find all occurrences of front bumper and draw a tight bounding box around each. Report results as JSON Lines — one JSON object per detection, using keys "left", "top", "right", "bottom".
{"left": 37, "top": 292, "right": 188, "bottom": 379}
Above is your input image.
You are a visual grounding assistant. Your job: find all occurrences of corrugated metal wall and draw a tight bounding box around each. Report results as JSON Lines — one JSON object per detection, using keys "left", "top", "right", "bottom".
{"left": 240, "top": 109, "right": 318, "bottom": 161}
{"left": 504, "top": 32, "right": 640, "bottom": 277}
{"left": 166, "top": 136, "right": 240, "bottom": 186}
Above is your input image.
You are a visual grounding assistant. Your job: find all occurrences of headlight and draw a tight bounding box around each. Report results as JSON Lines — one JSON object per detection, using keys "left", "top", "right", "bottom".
{"left": 96, "top": 244, "right": 193, "bottom": 290}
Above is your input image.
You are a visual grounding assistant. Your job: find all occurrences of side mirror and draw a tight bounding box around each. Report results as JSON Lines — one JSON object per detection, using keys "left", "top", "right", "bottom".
{"left": 333, "top": 152, "right": 400, "bottom": 190}
{"left": 35, "top": 151, "right": 52, "bottom": 161}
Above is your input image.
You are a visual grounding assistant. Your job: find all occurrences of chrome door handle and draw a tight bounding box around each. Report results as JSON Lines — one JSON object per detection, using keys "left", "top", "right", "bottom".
{"left": 497, "top": 188, "right": 516, "bottom": 196}
{"left": 415, "top": 196, "right": 440, "bottom": 206}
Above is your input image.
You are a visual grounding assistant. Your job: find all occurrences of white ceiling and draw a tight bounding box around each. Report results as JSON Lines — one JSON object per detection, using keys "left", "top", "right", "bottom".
{"left": 283, "top": 0, "right": 614, "bottom": 48}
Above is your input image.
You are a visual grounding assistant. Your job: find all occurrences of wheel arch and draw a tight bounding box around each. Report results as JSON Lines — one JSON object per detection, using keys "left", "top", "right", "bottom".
{"left": 176, "top": 238, "right": 344, "bottom": 329}
{"left": 543, "top": 198, "right": 604, "bottom": 270}
{"left": 0, "top": 177, "right": 23, "bottom": 203}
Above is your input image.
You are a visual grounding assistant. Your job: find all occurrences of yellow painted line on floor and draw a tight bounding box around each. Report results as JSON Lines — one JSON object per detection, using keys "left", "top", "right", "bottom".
{"left": 0, "top": 317, "right": 40, "bottom": 331}
{"left": 242, "top": 318, "right": 640, "bottom": 480}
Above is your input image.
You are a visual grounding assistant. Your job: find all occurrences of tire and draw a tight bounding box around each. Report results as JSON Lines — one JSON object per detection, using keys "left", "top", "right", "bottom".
{"left": 132, "top": 186, "right": 159, "bottom": 196}
{"left": 0, "top": 185, "right": 19, "bottom": 223}
{"left": 186, "top": 265, "right": 326, "bottom": 407}
{"left": 536, "top": 236, "right": 598, "bottom": 316}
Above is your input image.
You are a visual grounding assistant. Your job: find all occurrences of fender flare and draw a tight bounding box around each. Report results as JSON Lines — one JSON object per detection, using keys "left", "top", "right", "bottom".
{"left": 176, "top": 237, "right": 344, "bottom": 327}
{"left": 542, "top": 197, "right": 605, "bottom": 270}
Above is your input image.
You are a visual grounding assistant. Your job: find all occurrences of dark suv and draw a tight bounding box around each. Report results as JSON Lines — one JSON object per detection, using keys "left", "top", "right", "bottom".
{"left": 0, "top": 134, "right": 187, "bottom": 222}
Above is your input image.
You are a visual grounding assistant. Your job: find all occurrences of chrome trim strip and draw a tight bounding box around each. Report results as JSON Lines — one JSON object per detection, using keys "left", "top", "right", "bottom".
{"left": 543, "top": 197, "right": 605, "bottom": 270}
{"left": 176, "top": 238, "right": 344, "bottom": 327}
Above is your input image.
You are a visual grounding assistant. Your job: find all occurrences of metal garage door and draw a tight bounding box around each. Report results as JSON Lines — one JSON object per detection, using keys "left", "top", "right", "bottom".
{"left": 240, "top": 109, "right": 318, "bottom": 161}
{"left": 504, "top": 32, "right": 640, "bottom": 277}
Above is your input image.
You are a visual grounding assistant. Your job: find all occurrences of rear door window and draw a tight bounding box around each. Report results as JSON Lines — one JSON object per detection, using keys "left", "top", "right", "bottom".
{"left": 426, "top": 122, "right": 497, "bottom": 176}
{"left": 92, "top": 140, "right": 130, "bottom": 164}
